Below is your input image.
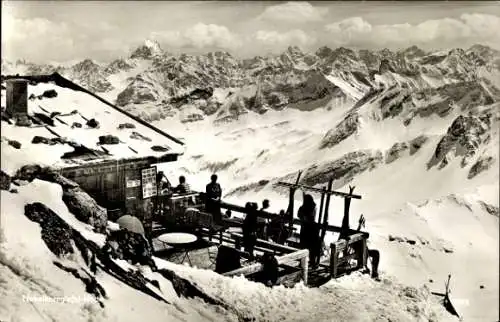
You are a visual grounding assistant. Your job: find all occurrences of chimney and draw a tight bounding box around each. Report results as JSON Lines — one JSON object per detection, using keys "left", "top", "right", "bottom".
{"left": 6, "top": 79, "right": 31, "bottom": 126}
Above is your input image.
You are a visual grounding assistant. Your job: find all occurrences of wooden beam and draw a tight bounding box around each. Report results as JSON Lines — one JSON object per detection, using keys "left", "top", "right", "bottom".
{"left": 317, "top": 186, "right": 326, "bottom": 225}
{"left": 223, "top": 249, "right": 309, "bottom": 277}
{"left": 275, "top": 182, "right": 362, "bottom": 199}
{"left": 287, "top": 171, "right": 302, "bottom": 232}
{"left": 229, "top": 232, "right": 299, "bottom": 254}
{"left": 339, "top": 186, "right": 356, "bottom": 240}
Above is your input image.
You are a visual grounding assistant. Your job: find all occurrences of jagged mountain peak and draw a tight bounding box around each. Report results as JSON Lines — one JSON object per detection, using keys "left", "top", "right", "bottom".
{"left": 130, "top": 39, "right": 164, "bottom": 59}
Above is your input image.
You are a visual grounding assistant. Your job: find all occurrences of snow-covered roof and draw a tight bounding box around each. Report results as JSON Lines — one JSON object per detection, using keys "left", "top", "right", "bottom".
{"left": 1, "top": 73, "right": 184, "bottom": 173}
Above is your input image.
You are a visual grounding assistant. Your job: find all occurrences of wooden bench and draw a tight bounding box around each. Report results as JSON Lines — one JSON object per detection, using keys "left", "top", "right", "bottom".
{"left": 329, "top": 233, "right": 367, "bottom": 278}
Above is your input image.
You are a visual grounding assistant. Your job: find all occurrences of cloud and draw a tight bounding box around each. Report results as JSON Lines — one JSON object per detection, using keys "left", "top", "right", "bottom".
{"left": 257, "top": 2, "right": 328, "bottom": 23}
{"left": 253, "top": 29, "right": 316, "bottom": 51}
{"left": 2, "top": 16, "right": 76, "bottom": 62}
{"left": 151, "top": 23, "right": 242, "bottom": 50}
{"left": 324, "top": 14, "right": 500, "bottom": 49}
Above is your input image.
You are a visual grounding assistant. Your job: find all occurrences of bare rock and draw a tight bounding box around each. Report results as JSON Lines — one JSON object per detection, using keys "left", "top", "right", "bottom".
{"left": 24, "top": 202, "right": 74, "bottom": 256}
{"left": 62, "top": 187, "right": 108, "bottom": 232}
{"left": 151, "top": 145, "right": 169, "bottom": 152}
{"left": 320, "top": 112, "right": 360, "bottom": 149}
{"left": 1, "top": 170, "right": 11, "bottom": 190}
{"left": 300, "top": 150, "right": 383, "bottom": 186}
{"left": 409, "top": 135, "right": 429, "bottom": 155}
{"left": 385, "top": 142, "right": 409, "bottom": 164}
{"left": 8, "top": 140, "right": 21, "bottom": 149}
{"left": 42, "top": 89, "right": 58, "bottom": 98}
{"left": 98, "top": 135, "right": 120, "bottom": 145}
{"left": 117, "top": 123, "right": 136, "bottom": 129}
{"left": 71, "top": 122, "right": 82, "bottom": 128}
{"left": 15, "top": 115, "right": 32, "bottom": 127}
{"left": 86, "top": 118, "right": 100, "bottom": 129}
{"left": 428, "top": 113, "right": 491, "bottom": 169}
{"left": 32, "top": 136, "right": 50, "bottom": 144}
{"left": 468, "top": 155, "right": 495, "bottom": 179}
{"left": 181, "top": 113, "right": 204, "bottom": 123}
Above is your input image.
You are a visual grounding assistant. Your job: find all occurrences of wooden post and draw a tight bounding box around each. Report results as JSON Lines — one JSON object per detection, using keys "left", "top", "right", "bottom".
{"left": 317, "top": 186, "right": 326, "bottom": 226}
{"left": 286, "top": 171, "right": 302, "bottom": 232}
{"left": 330, "top": 242, "right": 337, "bottom": 278}
{"left": 301, "top": 253, "right": 309, "bottom": 286}
{"left": 339, "top": 186, "right": 355, "bottom": 240}
{"left": 319, "top": 179, "right": 334, "bottom": 248}
{"left": 359, "top": 238, "right": 367, "bottom": 270}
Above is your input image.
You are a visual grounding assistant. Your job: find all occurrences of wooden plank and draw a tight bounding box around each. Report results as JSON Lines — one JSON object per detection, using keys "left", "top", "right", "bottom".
{"left": 223, "top": 249, "right": 309, "bottom": 277}
{"left": 229, "top": 232, "right": 299, "bottom": 254}
{"left": 275, "top": 182, "right": 362, "bottom": 199}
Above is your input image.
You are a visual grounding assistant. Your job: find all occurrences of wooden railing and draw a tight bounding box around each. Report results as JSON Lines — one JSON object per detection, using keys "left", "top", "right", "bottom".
{"left": 329, "top": 232, "right": 368, "bottom": 278}
{"left": 223, "top": 248, "right": 309, "bottom": 285}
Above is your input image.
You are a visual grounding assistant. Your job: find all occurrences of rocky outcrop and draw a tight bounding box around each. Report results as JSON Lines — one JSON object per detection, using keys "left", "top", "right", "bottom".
{"left": 301, "top": 150, "right": 384, "bottom": 187}
{"left": 468, "top": 155, "right": 495, "bottom": 179}
{"left": 62, "top": 187, "right": 108, "bottom": 233}
{"left": 428, "top": 112, "right": 493, "bottom": 169}
{"left": 409, "top": 135, "right": 429, "bottom": 155}
{"left": 12, "top": 165, "right": 107, "bottom": 231}
{"left": 385, "top": 142, "right": 409, "bottom": 164}
{"left": 25, "top": 202, "right": 75, "bottom": 256}
{"left": 1, "top": 170, "right": 11, "bottom": 190}
{"left": 320, "top": 111, "right": 360, "bottom": 149}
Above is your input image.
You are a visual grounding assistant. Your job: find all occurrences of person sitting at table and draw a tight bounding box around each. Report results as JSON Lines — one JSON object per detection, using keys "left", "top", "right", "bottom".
{"left": 173, "top": 175, "right": 191, "bottom": 194}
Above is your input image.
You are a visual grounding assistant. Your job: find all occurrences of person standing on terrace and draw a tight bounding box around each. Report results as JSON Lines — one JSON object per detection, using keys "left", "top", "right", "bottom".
{"left": 205, "top": 174, "right": 222, "bottom": 223}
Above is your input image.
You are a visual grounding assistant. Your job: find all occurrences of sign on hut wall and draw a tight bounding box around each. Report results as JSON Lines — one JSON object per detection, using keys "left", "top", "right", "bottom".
{"left": 126, "top": 179, "right": 141, "bottom": 188}
{"left": 141, "top": 166, "right": 157, "bottom": 199}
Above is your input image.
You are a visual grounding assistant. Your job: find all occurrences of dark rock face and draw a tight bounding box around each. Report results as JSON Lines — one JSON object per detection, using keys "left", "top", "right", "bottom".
{"left": 320, "top": 112, "right": 360, "bottom": 149}
{"left": 62, "top": 187, "right": 108, "bottom": 233}
{"left": 409, "top": 135, "right": 429, "bottom": 155}
{"left": 385, "top": 142, "right": 409, "bottom": 164}
{"left": 468, "top": 155, "right": 495, "bottom": 179}
{"left": 1, "top": 170, "right": 11, "bottom": 190}
{"left": 24, "top": 202, "right": 75, "bottom": 256}
{"left": 301, "top": 150, "right": 384, "bottom": 187}
{"left": 428, "top": 112, "right": 493, "bottom": 169}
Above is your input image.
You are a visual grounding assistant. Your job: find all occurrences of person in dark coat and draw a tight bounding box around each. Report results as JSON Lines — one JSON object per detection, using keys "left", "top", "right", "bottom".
{"left": 257, "top": 199, "right": 270, "bottom": 239}
{"left": 205, "top": 174, "right": 222, "bottom": 223}
{"left": 269, "top": 210, "right": 288, "bottom": 244}
{"left": 242, "top": 202, "right": 258, "bottom": 259}
{"left": 298, "top": 194, "right": 320, "bottom": 266}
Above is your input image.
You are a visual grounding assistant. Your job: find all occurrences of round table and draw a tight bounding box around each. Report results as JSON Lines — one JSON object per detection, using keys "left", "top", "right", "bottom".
{"left": 157, "top": 233, "right": 198, "bottom": 265}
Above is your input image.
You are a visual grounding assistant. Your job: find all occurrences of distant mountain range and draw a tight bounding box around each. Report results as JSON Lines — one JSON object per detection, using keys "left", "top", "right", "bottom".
{"left": 2, "top": 41, "right": 499, "bottom": 123}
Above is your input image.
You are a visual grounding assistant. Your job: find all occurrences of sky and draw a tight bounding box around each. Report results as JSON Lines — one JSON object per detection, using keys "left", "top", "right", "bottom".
{"left": 2, "top": 1, "right": 500, "bottom": 64}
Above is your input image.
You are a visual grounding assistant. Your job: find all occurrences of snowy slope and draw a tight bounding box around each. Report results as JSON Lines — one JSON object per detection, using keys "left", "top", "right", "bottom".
{"left": 152, "top": 87, "right": 499, "bottom": 321}
{"left": 0, "top": 177, "right": 454, "bottom": 322}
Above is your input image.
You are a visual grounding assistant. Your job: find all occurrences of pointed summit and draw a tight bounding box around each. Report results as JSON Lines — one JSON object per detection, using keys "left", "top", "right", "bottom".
{"left": 130, "top": 39, "right": 164, "bottom": 59}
